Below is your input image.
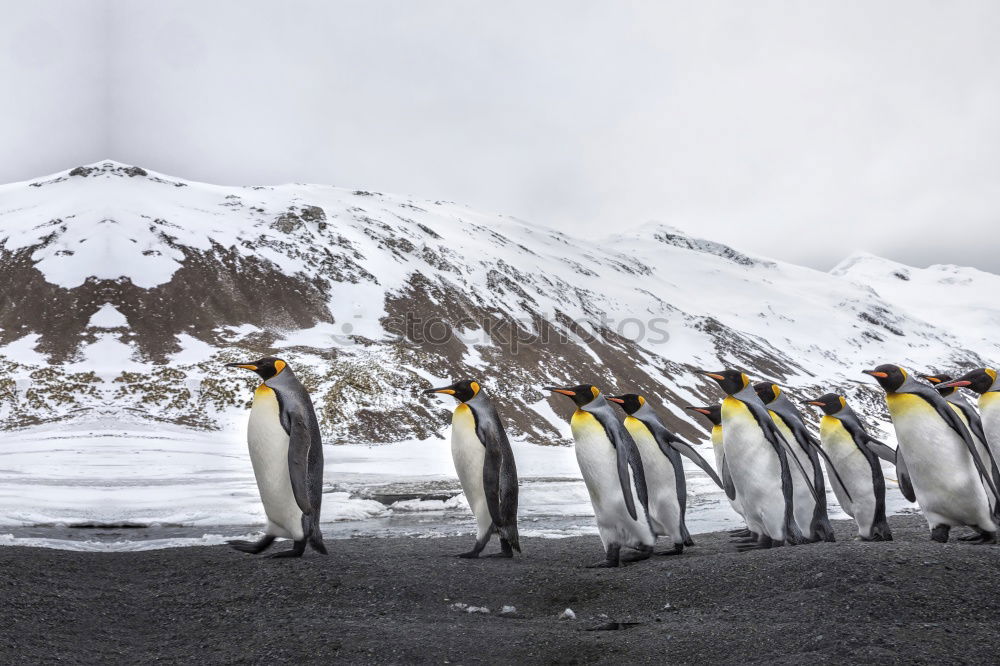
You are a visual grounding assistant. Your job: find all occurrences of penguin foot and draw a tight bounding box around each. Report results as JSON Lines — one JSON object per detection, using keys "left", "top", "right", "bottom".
{"left": 736, "top": 536, "right": 774, "bottom": 552}
{"left": 227, "top": 535, "right": 275, "bottom": 554}
{"left": 267, "top": 540, "right": 306, "bottom": 558}
{"left": 621, "top": 546, "right": 653, "bottom": 564}
{"left": 586, "top": 544, "right": 621, "bottom": 568}
{"left": 655, "top": 545, "right": 684, "bottom": 556}
{"left": 969, "top": 531, "right": 997, "bottom": 545}
{"left": 959, "top": 533, "right": 985, "bottom": 541}
{"left": 930, "top": 525, "right": 951, "bottom": 543}
{"left": 728, "top": 529, "right": 752, "bottom": 538}
{"left": 456, "top": 551, "right": 481, "bottom": 559}
{"left": 483, "top": 551, "right": 514, "bottom": 558}
{"left": 731, "top": 536, "right": 758, "bottom": 544}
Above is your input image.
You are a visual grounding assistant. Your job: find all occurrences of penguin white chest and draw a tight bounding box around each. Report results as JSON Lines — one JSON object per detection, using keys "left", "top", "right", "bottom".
{"left": 980, "top": 394, "right": 1000, "bottom": 458}
{"left": 451, "top": 404, "right": 492, "bottom": 539}
{"left": 624, "top": 417, "right": 680, "bottom": 538}
{"left": 819, "top": 417, "right": 873, "bottom": 522}
{"left": 247, "top": 385, "right": 304, "bottom": 540}
{"left": 721, "top": 397, "right": 785, "bottom": 538}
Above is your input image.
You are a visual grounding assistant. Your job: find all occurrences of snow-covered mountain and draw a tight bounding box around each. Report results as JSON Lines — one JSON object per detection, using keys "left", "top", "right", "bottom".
{"left": 2, "top": 160, "right": 997, "bottom": 444}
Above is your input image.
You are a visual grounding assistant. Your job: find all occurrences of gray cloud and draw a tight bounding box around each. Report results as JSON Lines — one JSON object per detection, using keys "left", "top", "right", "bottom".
{"left": 2, "top": 1, "right": 999, "bottom": 271}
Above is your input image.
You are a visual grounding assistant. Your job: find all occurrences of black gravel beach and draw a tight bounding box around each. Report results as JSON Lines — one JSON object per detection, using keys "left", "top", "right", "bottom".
{"left": 3, "top": 513, "right": 998, "bottom": 664}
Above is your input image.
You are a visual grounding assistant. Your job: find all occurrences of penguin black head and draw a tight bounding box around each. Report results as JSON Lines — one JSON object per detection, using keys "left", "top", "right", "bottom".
{"left": 802, "top": 393, "right": 846, "bottom": 416}
{"left": 606, "top": 393, "right": 645, "bottom": 415}
{"left": 862, "top": 364, "right": 907, "bottom": 392}
{"left": 423, "top": 379, "right": 481, "bottom": 403}
{"left": 544, "top": 384, "right": 601, "bottom": 408}
{"left": 920, "top": 373, "right": 956, "bottom": 396}
{"left": 938, "top": 368, "right": 998, "bottom": 395}
{"left": 700, "top": 369, "right": 749, "bottom": 396}
{"left": 226, "top": 357, "right": 287, "bottom": 380}
{"left": 685, "top": 404, "right": 721, "bottom": 426}
{"left": 752, "top": 381, "right": 782, "bottom": 405}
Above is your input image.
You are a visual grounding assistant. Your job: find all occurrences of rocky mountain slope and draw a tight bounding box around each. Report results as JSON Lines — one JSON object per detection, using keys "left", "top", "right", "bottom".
{"left": 1, "top": 161, "right": 996, "bottom": 444}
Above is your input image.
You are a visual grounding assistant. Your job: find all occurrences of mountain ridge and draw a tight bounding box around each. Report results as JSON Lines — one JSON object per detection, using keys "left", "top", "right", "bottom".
{"left": 1, "top": 161, "right": 996, "bottom": 445}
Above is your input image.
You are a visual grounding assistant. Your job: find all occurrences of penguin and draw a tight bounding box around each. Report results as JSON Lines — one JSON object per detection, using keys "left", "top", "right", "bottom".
{"left": 226, "top": 357, "right": 326, "bottom": 557}
{"left": 863, "top": 364, "right": 1000, "bottom": 543}
{"left": 685, "top": 404, "right": 752, "bottom": 537}
{"left": 939, "top": 368, "right": 1000, "bottom": 466}
{"left": 546, "top": 384, "right": 655, "bottom": 567}
{"left": 922, "top": 372, "right": 1000, "bottom": 511}
{"left": 801, "top": 393, "right": 893, "bottom": 541}
{"left": 424, "top": 379, "right": 520, "bottom": 558}
{"left": 606, "top": 393, "right": 724, "bottom": 555}
{"left": 753, "top": 381, "right": 839, "bottom": 543}
{"left": 700, "top": 369, "right": 816, "bottom": 550}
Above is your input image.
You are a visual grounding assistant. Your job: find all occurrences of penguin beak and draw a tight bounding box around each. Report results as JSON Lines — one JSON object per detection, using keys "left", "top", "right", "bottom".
{"left": 606, "top": 396, "right": 625, "bottom": 404}
{"left": 938, "top": 379, "right": 970, "bottom": 389}
{"left": 685, "top": 406, "right": 711, "bottom": 415}
{"left": 802, "top": 400, "right": 826, "bottom": 407}
{"left": 699, "top": 371, "right": 726, "bottom": 381}
{"left": 920, "top": 375, "right": 942, "bottom": 384}
{"left": 226, "top": 362, "right": 258, "bottom": 371}
{"left": 423, "top": 386, "right": 456, "bottom": 395}
{"left": 544, "top": 386, "right": 576, "bottom": 396}
{"left": 862, "top": 370, "right": 888, "bottom": 379}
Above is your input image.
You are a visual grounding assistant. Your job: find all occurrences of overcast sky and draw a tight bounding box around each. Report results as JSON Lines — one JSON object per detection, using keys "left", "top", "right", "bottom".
{"left": 3, "top": 1, "right": 999, "bottom": 271}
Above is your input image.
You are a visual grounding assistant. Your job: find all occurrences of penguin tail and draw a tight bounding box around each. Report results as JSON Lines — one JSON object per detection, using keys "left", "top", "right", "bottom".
{"left": 871, "top": 520, "right": 893, "bottom": 542}
{"left": 812, "top": 516, "right": 836, "bottom": 543}
{"left": 308, "top": 521, "right": 327, "bottom": 554}
{"left": 498, "top": 523, "right": 521, "bottom": 553}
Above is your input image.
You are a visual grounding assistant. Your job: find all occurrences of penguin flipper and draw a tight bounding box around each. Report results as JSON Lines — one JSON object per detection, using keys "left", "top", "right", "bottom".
{"left": 862, "top": 437, "right": 897, "bottom": 464}
{"left": 287, "top": 412, "right": 315, "bottom": 516}
{"left": 720, "top": 454, "right": 737, "bottom": 501}
{"left": 753, "top": 407, "right": 819, "bottom": 503}
{"left": 474, "top": 403, "right": 520, "bottom": 551}
{"left": 894, "top": 447, "right": 916, "bottom": 503}
{"left": 616, "top": 432, "right": 641, "bottom": 521}
{"left": 808, "top": 437, "right": 852, "bottom": 503}
{"left": 658, "top": 431, "right": 725, "bottom": 491}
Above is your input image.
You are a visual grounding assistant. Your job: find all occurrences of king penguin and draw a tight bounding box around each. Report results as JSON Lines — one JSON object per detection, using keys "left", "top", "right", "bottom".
{"left": 864, "top": 364, "right": 1000, "bottom": 543}
{"left": 923, "top": 372, "right": 1000, "bottom": 513}
{"left": 606, "top": 393, "right": 724, "bottom": 555}
{"left": 226, "top": 357, "right": 326, "bottom": 557}
{"left": 686, "top": 404, "right": 752, "bottom": 537}
{"left": 700, "top": 369, "right": 815, "bottom": 550}
{"left": 940, "top": 368, "right": 1000, "bottom": 466}
{"left": 424, "top": 379, "right": 520, "bottom": 558}
{"left": 753, "top": 381, "right": 839, "bottom": 543}
{"left": 802, "top": 393, "right": 893, "bottom": 541}
{"left": 546, "top": 384, "right": 655, "bottom": 567}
